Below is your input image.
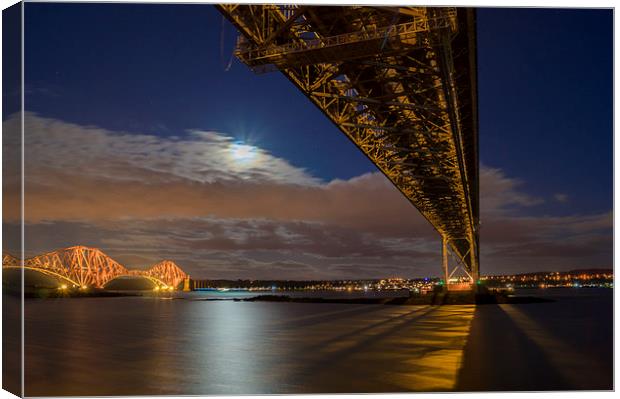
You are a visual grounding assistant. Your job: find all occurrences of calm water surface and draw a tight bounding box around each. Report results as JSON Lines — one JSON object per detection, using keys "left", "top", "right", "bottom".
{"left": 5, "top": 288, "right": 613, "bottom": 395}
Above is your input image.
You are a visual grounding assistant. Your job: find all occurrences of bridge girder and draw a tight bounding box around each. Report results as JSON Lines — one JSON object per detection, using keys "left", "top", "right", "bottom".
{"left": 3, "top": 247, "right": 188, "bottom": 289}
{"left": 218, "top": 5, "right": 480, "bottom": 279}
{"left": 3, "top": 265, "right": 82, "bottom": 287}
{"left": 106, "top": 274, "right": 169, "bottom": 289}
{"left": 24, "top": 246, "right": 127, "bottom": 288}
{"left": 133, "top": 260, "right": 188, "bottom": 289}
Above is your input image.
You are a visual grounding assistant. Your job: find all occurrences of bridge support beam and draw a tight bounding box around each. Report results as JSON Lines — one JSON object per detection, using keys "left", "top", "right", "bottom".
{"left": 442, "top": 236, "right": 449, "bottom": 284}
{"left": 469, "top": 238, "right": 479, "bottom": 284}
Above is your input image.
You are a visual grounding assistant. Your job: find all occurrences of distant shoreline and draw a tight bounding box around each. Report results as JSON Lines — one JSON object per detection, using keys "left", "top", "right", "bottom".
{"left": 6, "top": 286, "right": 609, "bottom": 303}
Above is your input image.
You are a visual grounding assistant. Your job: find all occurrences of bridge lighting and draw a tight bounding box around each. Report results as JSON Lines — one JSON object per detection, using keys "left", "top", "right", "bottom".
{"left": 7, "top": 247, "right": 188, "bottom": 290}
{"left": 218, "top": 5, "right": 480, "bottom": 284}
{"left": 154, "top": 286, "right": 160, "bottom": 291}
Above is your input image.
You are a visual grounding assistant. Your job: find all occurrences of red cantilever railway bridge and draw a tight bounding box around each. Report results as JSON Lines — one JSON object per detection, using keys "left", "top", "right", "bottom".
{"left": 218, "top": 5, "right": 480, "bottom": 283}
{"left": 2, "top": 246, "right": 188, "bottom": 289}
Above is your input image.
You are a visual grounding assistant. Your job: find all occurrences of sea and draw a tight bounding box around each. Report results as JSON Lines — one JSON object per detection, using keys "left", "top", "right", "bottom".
{"left": 2, "top": 287, "right": 613, "bottom": 395}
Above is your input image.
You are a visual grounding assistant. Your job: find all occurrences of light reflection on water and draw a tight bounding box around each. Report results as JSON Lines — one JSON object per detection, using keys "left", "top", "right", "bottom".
{"left": 16, "top": 288, "right": 613, "bottom": 395}
{"left": 19, "top": 295, "right": 475, "bottom": 396}
{"left": 175, "top": 289, "right": 411, "bottom": 300}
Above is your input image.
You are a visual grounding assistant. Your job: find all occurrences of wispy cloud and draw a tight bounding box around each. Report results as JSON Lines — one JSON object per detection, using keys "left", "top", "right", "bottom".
{"left": 480, "top": 166, "right": 543, "bottom": 214}
{"left": 9, "top": 112, "right": 321, "bottom": 187}
{"left": 2, "top": 113, "right": 612, "bottom": 278}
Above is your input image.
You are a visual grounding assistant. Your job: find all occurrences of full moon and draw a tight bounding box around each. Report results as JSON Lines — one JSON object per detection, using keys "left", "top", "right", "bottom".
{"left": 229, "top": 142, "right": 257, "bottom": 164}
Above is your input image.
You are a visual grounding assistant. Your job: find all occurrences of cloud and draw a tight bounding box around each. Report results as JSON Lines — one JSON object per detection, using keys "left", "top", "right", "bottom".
{"left": 480, "top": 166, "right": 543, "bottom": 214}
{"left": 2, "top": 113, "right": 612, "bottom": 278}
{"left": 7, "top": 111, "right": 321, "bottom": 188}
{"left": 478, "top": 211, "right": 612, "bottom": 273}
{"left": 554, "top": 193, "right": 569, "bottom": 203}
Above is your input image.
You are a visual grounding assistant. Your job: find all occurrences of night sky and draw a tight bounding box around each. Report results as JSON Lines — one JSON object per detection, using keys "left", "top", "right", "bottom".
{"left": 5, "top": 4, "right": 612, "bottom": 279}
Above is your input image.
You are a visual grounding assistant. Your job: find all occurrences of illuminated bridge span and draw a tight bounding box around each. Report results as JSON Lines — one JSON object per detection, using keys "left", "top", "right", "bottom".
{"left": 2, "top": 246, "right": 189, "bottom": 289}
{"left": 218, "top": 5, "right": 480, "bottom": 282}
{"left": 131, "top": 260, "right": 189, "bottom": 290}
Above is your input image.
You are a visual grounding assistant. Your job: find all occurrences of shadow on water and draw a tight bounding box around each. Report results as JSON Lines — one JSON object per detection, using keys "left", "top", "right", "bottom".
{"left": 456, "top": 304, "right": 569, "bottom": 391}
{"left": 300, "top": 305, "right": 434, "bottom": 354}
{"left": 283, "top": 305, "right": 475, "bottom": 393}
{"left": 269, "top": 302, "right": 395, "bottom": 329}
{"left": 290, "top": 307, "right": 438, "bottom": 390}
{"left": 456, "top": 297, "right": 613, "bottom": 391}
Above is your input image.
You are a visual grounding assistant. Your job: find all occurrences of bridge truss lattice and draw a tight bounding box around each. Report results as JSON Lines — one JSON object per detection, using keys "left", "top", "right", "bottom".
{"left": 2, "top": 246, "right": 189, "bottom": 289}
{"left": 218, "top": 5, "right": 480, "bottom": 280}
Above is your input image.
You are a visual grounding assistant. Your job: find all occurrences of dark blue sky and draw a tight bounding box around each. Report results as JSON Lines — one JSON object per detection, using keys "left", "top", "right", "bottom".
{"left": 23, "top": 4, "right": 612, "bottom": 217}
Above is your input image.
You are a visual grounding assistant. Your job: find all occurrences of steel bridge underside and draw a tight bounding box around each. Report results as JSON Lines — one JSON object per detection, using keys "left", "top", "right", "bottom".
{"left": 217, "top": 5, "right": 480, "bottom": 280}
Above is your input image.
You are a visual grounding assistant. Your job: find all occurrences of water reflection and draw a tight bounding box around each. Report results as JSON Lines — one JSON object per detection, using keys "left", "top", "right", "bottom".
{"left": 22, "top": 296, "right": 475, "bottom": 395}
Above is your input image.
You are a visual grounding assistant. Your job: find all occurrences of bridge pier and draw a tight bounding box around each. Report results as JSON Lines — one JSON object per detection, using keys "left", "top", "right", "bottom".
{"left": 441, "top": 236, "right": 479, "bottom": 292}
{"left": 183, "top": 277, "right": 191, "bottom": 292}
{"left": 470, "top": 238, "right": 479, "bottom": 284}
{"left": 442, "top": 236, "right": 449, "bottom": 285}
